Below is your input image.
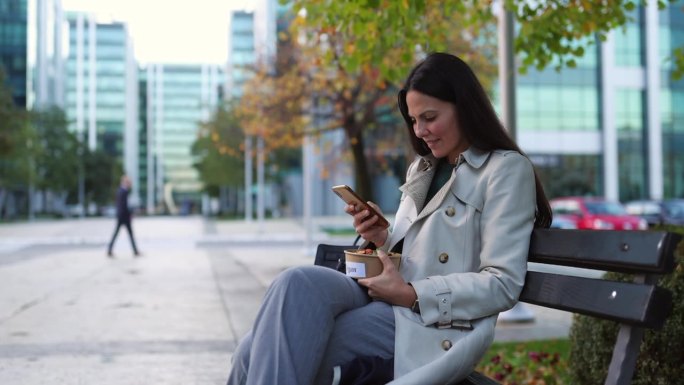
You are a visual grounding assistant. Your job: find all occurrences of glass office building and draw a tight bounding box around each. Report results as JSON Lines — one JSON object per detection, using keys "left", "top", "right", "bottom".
{"left": 27, "top": 0, "right": 65, "bottom": 110}
{"left": 144, "top": 64, "right": 224, "bottom": 214}
{"left": 660, "top": 2, "right": 684, "bottom": 200}
{"left": 227, "top": 1, "right": 291, "bottom": 99}
{"left": 226, "top": 10, "right": 255, "bottom": 99}
{"left": 64, "top": 13, "right": 139, "bottom": 199}
{"left": 517, "top": 1, "right": 684, "bottom": 202}
{"left": 0, "top": 0, "right": 28, "bottom": 107}
{"left": 137, "top": 69, "right": 150, "bottom": 213}
{"left": 2, "top": 0, "right": 65, "bottom": 109}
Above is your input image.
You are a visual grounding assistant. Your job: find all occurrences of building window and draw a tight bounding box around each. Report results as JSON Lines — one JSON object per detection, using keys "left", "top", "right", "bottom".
{"left": 662, "top": 88, "right": 684, "bottom": 198}
{"left": 616, "top": 89, "right": 646, "bottom": 201}
{"left": 614, "top": 7, "right": 644, "bottom": 67}
{"left": 517, "top": 85, "right": 598, "bottom": 131}
{"left": 535, "top": 154, "right": 602, "bottom": 198}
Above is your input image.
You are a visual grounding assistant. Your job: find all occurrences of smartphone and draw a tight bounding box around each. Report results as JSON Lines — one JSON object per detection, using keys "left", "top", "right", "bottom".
{"left": 332, "top": 184, "right": 390, "bottom": 229}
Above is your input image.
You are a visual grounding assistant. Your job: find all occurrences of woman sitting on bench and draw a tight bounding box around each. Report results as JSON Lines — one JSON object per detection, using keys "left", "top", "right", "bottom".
{"left": 226, "top": 52, "right": 552, "bottom": 385}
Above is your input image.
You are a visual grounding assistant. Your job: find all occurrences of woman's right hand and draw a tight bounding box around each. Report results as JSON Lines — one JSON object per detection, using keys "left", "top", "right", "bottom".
{"left": 345, "top": 201, "right": 388, "bottom": 247}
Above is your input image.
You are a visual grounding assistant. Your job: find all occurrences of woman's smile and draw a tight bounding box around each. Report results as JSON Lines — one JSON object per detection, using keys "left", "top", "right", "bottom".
{"left": 424, "top": 138, "right": 440, "bottom": 147}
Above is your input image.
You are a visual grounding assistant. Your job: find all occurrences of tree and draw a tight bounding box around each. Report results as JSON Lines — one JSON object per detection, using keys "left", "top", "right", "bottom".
{"left": 280, "top": 0, "right": 683, "bottom": 201}
{"left": 674, "top": 46, "right": 684, "bottom": 80}
{"left": 288, "top": 1, "right": 499, "bottom": 86}
{"left": 238, "top": 3, "right": 497, "bottom": 200}
{"left": 290, "top": 0, "right": 684, "bottom": 83}
{"left": 236, "top": 45, "right": 394, "bottom": 201}
{"left": 192, "top": 103, "right": 245, "bottom": 196}
{"left": 88, "top": 148, "right": 122, "bottom": 207}
{"left": 68, "top": 146, "right": 121, "bottom": 210}
{"left": 0, "top": 69, "right": 34, "bottom": 219}
{"left": 30, "top": 107, "right": 80, "bottom": 214}
{"left": 512, "top": 0, "right": 682, "bottom": 77}
{"left": 0, "top": 70, "right": 18, "bottom": 156}
{"left": 194, "top": 99, "right": 304, "bottom": 216}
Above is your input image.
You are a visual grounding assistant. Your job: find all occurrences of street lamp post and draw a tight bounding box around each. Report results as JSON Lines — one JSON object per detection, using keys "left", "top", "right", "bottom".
{"left": 78, "top": 132, "right": 85, "bottom": 219}
{"left": 256, "top": 135, "right": 265, "bottom": 232}
{"left": 27, "top": 138, "right": 34, "bottom": 221}
{"left": 498, "top": 5, "right": 516, "bottom": 141}
{"left": 303, "top": 133, "right": 313, "bottom": 253}
{"left": 244, "top": 135, "right": 253, "bottom": 222}
{"left": 497, "top": 3, "right": 535, "bottom": 323}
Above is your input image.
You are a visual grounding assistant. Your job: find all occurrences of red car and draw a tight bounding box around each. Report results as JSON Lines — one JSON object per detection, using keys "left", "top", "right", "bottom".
{"left": 549, "top": 197, "right": 648, "bottom": 230}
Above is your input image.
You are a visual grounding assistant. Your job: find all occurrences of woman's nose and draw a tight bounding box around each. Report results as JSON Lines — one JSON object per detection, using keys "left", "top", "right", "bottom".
{"left": 414, "top": 122, "right": 427, "bottom": 137}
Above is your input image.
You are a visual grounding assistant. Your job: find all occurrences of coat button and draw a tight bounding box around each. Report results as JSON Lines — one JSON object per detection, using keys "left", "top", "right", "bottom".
{"left": 438, "top": 253, "right": 449, "bottom": 263}
{"left": 445, "top": 207, "right": 456, "bottom": 216}
{"left": 441, "top": 340, "right": 453, "bottom": 351}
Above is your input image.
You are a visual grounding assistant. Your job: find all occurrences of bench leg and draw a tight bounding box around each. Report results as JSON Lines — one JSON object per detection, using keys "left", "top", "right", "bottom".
{"left": 604, "top": 324, "right": 645, "bottom": 385}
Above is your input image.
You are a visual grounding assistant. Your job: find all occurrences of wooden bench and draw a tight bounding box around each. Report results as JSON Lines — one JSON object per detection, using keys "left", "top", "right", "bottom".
{"left": 314, "top": 229, "right": 681, "bottom": 385}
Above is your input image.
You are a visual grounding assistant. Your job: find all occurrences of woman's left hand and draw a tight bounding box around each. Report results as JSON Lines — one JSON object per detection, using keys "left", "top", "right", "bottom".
{"left": 357, "top": 250, "right": 416, "bottom": 308}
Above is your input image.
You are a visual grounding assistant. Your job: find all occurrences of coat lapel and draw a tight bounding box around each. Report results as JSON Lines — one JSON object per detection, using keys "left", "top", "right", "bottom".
{"left": 398, "top": 155, "right": 437, "bottom": 216}
{"left": 398, "top": 148, "right": 492, "bottom": 225}
{"left": 391, "top": 156, "right": 435, "bottom": 250}
{"left": 414, "top": 172, "right": 455, "bottom": 222}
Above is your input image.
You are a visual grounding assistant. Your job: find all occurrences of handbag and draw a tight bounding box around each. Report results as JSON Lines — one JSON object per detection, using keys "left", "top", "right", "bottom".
{"left": 314, "top": 235, "right": 361, "bottom": 273}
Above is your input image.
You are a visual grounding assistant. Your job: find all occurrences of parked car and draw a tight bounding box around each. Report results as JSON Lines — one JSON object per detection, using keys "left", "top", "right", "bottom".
{"left": 625, "top": 199, "right": 684, "bottom": 226}
{"left": 624, "top": 200, "right": 663, "bottom": 227}
{"left": 549, "top": 197, "right": 648, "bottom": 230}
{"left": 550, "top": 214, "right": 578, "bottom": 229}
{"left": 661, "top": 199, "right": 684, "bottom": 225}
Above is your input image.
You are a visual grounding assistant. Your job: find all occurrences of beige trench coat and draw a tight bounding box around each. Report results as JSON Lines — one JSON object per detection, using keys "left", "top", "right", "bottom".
{"left": 380, "top": 147, "right": 536, "bottom": 385}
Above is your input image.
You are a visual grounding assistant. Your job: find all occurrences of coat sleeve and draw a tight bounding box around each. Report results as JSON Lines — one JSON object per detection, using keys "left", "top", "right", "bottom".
{"left": 410, "top": 153, "right": 536, "bottom": 324}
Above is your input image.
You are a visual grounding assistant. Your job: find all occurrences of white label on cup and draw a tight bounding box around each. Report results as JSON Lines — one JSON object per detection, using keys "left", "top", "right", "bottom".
{"left": 346, "top": 262, "right": 366, "bottom": 278}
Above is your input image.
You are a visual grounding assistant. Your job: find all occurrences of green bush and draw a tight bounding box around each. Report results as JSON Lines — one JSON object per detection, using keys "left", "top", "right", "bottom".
{"left": 568, "top": 226, "right": 684, "bottom": 385}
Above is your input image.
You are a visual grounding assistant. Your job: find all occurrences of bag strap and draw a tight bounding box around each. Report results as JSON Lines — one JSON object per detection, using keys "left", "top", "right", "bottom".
{"left": 354, "top": 234, "right": 361, "bottom": 246}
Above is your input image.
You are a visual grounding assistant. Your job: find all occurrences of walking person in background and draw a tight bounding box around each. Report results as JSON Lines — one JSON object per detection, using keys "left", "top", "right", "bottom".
{"left": 107, "top": 174, "right": 140, "bottom": 258}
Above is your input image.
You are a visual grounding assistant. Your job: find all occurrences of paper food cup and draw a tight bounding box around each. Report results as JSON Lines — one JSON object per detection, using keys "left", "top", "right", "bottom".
{"left": 343, "top": 249, "right": 401, "bottom": 279}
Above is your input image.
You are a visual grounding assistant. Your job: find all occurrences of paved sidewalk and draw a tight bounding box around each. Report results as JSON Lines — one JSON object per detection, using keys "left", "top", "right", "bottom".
{"left": 0, "top": 216, "right": 572, "bottom": 384}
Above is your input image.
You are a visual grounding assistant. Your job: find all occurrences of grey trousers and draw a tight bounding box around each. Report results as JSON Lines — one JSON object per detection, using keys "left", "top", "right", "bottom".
{"left": 226, "top": 265, "right": 395, "bottom": 385}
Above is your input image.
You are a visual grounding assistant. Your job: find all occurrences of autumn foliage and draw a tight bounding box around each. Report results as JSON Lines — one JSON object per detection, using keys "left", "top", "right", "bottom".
{"left": 234, "top": 2, "right": 498, "bottom": 199}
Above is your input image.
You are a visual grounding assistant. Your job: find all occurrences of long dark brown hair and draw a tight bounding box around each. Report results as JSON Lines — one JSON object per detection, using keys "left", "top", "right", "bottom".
{"left": 397, "top": 52, "right": 552, "bottom": 228}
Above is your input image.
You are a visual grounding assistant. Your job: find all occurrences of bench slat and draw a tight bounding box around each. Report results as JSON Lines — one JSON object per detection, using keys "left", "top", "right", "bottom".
{"left": 529, "top": 229, "right": 680, "bottom": 274}
{"left": 519, "top": 271, "right": 673, "bottom": 329}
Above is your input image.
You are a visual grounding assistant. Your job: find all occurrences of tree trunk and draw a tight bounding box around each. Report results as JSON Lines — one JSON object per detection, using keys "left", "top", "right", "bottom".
{"left": 0, "top": 188, "right": 6, "bottom": 219}
{"left": 220, "top": 185, "right": 227, "bottom": 215}
{"left": 348, "top": 127, "right": 373, "bottom": 203}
